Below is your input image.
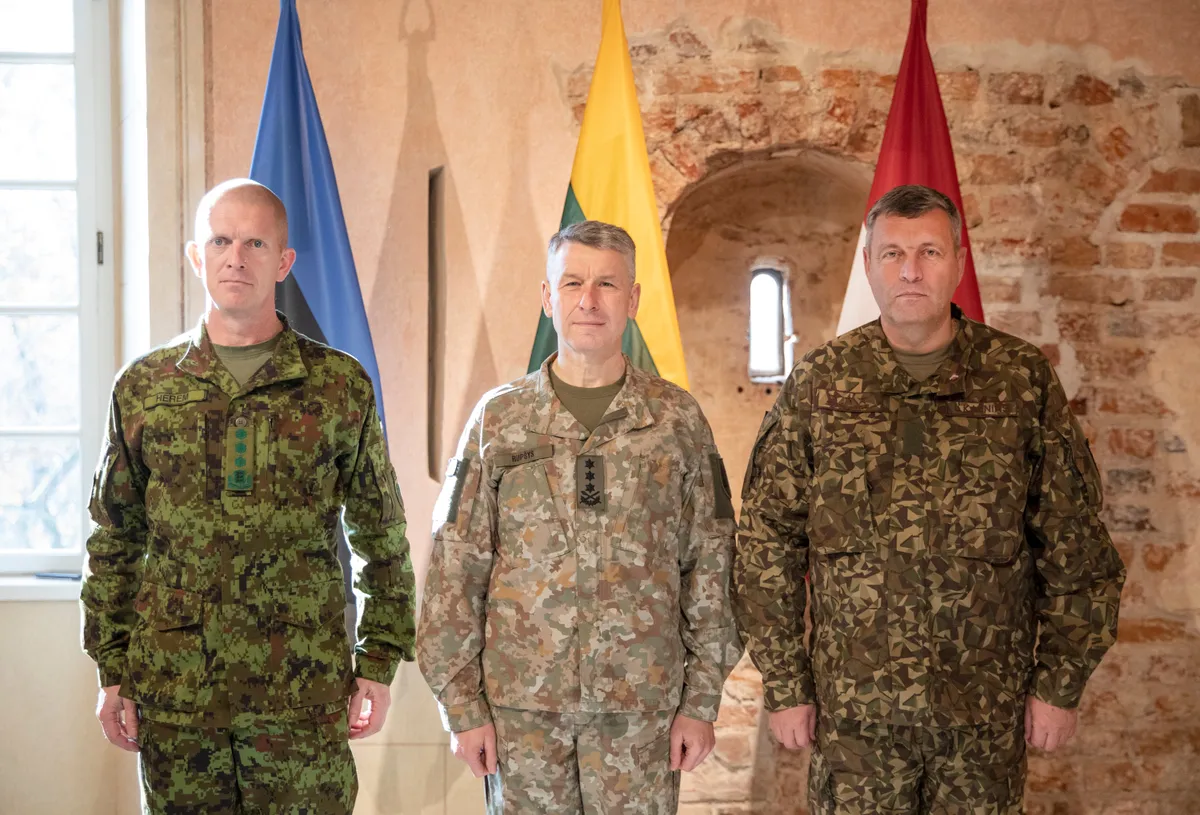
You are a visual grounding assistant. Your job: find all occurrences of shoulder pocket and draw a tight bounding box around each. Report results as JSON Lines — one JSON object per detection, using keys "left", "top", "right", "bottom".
{"left": 1065, "top": 433, "right": 1103, "bottom": 509}
{"left": 742, "top": 411, "right": 779, "bottom": 500}
{"left": 367, "top": 443, "right": 404, "bottom": 527}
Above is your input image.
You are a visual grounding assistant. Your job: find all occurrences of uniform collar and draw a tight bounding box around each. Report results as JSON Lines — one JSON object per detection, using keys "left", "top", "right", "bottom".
{"left": 864, "top": 304, "right": 972, "bottom": 397}
{"left": 176, "top": 311, "right": 309, "bottom": 396}
{"left": 527, "top": 354, "right": 655, "bottom": 448}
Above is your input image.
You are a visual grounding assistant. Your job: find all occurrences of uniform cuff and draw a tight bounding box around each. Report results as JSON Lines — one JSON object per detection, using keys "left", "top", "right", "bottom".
{"left": 354, "top": 652, "right": 399, "bottom": 686}
{"left": 1032, "top": 664, "right": 1086, "bottom": 710}
{"left": 439, "top": 696, "right": 493, "bottom": 733}
{"left": 677, "top": 685, "right": 721, "bottom": 722}
{"left": 761, "top": 668, "right": 816, "bottom": 712}
{"left": 97, "top": 663, "right": 126, "bottom": 689}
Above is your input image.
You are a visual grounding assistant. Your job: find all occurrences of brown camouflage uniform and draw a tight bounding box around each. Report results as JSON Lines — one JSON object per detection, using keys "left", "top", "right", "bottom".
{"left": 418, "top": 355, "right": 743, "bottom": 814}
{"left": 735, "top": 308, "right": 1125, "bottom": 814}
{"left": 81, "top": 315, "right": 415, "bottom": 813}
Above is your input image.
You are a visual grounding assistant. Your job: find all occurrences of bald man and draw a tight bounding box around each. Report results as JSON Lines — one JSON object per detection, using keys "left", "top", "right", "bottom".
{"left": 81, "top": 179, "right": 415, "bottom": 813}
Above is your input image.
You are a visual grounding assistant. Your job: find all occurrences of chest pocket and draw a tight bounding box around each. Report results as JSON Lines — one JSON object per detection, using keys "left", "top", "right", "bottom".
{"left": 139, "top": 389, "right": 212, "bottom": 505}
{"left": 810, "top": 390, "right": 891, "bottom": 551}
{"left": 271, "top": 413, "right": 339, "bottom": 504}
{"left": 933, "top": 400, "right": 1025, "bottom": 563}
{"left": 494, "top": 450, "right": 569, "bottom": 562}
{"left": 609, "top": 454, "right": 682, "bottom": 562}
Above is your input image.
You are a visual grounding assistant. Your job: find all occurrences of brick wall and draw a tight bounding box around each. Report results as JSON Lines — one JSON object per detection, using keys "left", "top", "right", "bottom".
{"left": 565, "top": 19, "right": 1200, "bottom": 814}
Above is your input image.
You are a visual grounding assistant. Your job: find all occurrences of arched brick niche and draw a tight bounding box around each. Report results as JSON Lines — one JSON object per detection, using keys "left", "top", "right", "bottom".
{"left": 666, "top": 151, "right": 869, "bottom": 512}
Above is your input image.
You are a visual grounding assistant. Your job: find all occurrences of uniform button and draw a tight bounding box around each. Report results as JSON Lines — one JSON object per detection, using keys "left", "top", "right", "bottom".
{"left": 235, "top": 417, "right": 248, "bottom": 428}
{"left": 235, "top": 457, "right": 246, "bottom": 467}
{"left": 235, "top": 429, "right": 248, "bottom": 440}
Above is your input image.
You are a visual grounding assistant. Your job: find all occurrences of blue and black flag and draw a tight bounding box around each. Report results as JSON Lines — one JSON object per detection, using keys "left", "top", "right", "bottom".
{"left": 248, "top": 0, "right": 387, "bottom": 433}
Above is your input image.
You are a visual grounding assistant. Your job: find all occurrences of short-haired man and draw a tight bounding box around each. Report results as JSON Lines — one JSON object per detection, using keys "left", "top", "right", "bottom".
{"left": 82, "top": 178, "right": 415, "bottom": 813}
{"left": 418, "top": 220, "right": 743, "bottom": 814}
{"left": 735, "top": 184, "right": 1125, "bottom": 813}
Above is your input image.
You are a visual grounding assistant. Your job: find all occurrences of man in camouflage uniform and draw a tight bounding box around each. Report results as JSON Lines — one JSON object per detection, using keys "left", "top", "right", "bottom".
{"left": 417, "top": 220, "right": 742, "bottom": 814}
{"left": 82, "top": 179, "right": 415, "bottom": 814}
{"left": 735, "top": 185, "right": 1125, "bottom": 814}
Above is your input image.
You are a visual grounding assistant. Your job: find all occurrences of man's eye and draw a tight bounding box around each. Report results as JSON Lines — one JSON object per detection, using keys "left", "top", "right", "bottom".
{"left": 252, "top": 240, "right": 264, "bottom": 249}
{"left": 213, "top": 238, "right": 227, "bottom": 246}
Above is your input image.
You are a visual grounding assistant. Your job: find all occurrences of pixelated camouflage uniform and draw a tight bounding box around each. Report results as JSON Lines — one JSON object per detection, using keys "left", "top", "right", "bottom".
{"left": 81, "top": 315, "right": 415, "bottom": 813}
{"left": 735, "top": 308, "right": 1125, "bottom": 814}
{"left": 418, "top": 356, "right": 743, "bottom": 814}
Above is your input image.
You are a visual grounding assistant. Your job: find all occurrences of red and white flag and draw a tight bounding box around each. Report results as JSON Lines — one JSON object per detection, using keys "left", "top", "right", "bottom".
{"left": 836, "top": 0, "right": 985, "bottom": 336}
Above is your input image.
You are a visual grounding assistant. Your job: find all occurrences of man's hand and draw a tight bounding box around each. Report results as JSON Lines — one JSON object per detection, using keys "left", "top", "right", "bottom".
{"left": 451, "top": 723, "right": 498, "bottom": 778}
{"left": 670, "top": 714, "right": 716, "bottom": 772}
{"left": 769, "top": 704, "right": 816, "bottom": 750}
{"left": 96, "top": 685, "right": 139, "bottom": 752}
{"left": 1025, "top": 695, "right": 1077, "bottom": 752}
{"left": 348, "top": 677, "right": 392, "bottom": 740}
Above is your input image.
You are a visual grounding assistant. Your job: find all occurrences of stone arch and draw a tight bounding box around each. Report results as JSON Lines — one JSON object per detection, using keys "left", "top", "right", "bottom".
{"left": 665, "top": 150, "right": 870, "bottom": 503}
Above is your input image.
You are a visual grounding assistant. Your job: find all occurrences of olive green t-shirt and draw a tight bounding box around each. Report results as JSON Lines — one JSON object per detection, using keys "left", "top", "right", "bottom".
{"left": 212, "top": 334, "right": 281, "bottom": 387}
{"left": 893, "top": 340, "right": 953, "bottom": 382}
{"left": 549, "top": 367, "right": 626, "bottom": 435}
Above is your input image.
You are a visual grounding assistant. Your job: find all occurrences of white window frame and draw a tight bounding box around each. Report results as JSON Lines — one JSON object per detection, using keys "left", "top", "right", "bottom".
{"left": 0, "top": 0, "right": 115, "bottom": 576}
{"left": 748, "top": 260, "right": 795, "bottom": 383}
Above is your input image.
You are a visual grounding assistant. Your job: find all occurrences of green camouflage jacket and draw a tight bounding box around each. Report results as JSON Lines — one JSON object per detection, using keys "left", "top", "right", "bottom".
{"left": 81, "top": 316, "right": 415, "bottom": 726}
{"left": 735, "top": 308, "right": 1125, "bottom": 727}
{"left": 417, "top": 356, "right": 743, "bottom": 732}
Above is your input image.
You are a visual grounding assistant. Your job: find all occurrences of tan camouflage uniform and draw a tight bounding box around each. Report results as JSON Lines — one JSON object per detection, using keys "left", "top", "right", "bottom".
{"left": 736, "top": 307, "right": 1125, "bottom": 814}
{"left": 82, "top": 315, "right": 415, "bottom": 814}
{"left": 418, "top": 355, "right": 743, "bottom": 814}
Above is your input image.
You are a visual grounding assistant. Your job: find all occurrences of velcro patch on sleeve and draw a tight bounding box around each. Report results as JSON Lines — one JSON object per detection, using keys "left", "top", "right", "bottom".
{"left": 437, "top": 456, "right": 471, "bottom": 524}
{"left": 709, "top": 453, "right": 735, "bottom": 520}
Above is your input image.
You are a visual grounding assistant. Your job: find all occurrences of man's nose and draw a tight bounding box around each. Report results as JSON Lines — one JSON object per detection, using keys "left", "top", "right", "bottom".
{"left": 578, "top": 284, "right": 599, "bottom": 309}
{"left": 899, "top": 257, "right": 920, "bottom": 282}
{"left": 226, "top": 243, "right": 246, "bottom": 268}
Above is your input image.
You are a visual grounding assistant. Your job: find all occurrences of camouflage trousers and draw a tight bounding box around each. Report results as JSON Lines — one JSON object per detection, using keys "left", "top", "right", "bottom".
{"left": 808, "top": 715, "right": 1026, "bottom": 815}
{"left": 485, "top": 706, "right": 680, "bottom": 814}
{"left": 138, "top": 714, "right": 357, "bottom": 814}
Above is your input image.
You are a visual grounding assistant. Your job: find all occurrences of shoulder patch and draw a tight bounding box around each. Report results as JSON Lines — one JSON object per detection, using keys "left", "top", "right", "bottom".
{"left": 709, "top": 453, "right": 735, "bottom": 520}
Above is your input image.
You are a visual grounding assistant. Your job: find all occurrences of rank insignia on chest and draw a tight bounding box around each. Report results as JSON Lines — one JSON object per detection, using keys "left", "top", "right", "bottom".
{"left": 223, "top": 422, "right": 255, "bottom": 493}
{"left": 576, "top": 455, "right": 606, "bottom": 511}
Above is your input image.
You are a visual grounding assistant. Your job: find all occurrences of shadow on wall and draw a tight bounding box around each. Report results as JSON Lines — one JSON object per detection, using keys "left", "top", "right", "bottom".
{"left": 665, "top": 149, "right": 870, "bottom": 812}
{"left": 362, "top": 0, "right": 494, "bottom": 808}
{"left": 369, "top": 0, "right": 500, "bottom": 493}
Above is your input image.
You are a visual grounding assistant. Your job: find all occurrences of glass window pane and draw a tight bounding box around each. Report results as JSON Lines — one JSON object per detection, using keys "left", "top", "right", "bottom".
{"left": 0, "top": 436, "right": 81, "bottom": 552}
{"left": 750, "top": 271, "right": 783, "bottom": 375}
{"left": 0, "top": 0, "right": 74, "bottom": 53}
{"left": 0, "top": 63, "right": 76, "bottom": 181}
{"left": 0, "top": 190, "right": 78, "bottom": 305}
{"left": 0, "top": 314, "right": 80, "bottom": 427}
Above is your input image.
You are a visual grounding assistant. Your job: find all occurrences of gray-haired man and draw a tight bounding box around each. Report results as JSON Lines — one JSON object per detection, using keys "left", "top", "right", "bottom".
{"left": 418, "top": 220, "right": 743, "bottom": 814}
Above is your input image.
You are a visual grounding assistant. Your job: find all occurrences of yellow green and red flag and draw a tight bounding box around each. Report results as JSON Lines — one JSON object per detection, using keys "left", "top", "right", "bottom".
{"left": 527, "top": 0, "right": 688, "bottom": 389}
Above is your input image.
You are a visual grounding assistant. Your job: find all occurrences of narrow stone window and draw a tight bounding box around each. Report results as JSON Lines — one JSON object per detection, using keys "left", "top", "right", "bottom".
{"left": 748, "top": 263, "right": 793, "bottom": 382}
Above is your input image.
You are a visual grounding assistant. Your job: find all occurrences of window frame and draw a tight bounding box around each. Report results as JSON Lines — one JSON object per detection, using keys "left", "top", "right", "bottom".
{"left": 0, "top": 0, "right": 115, "bottom": 576}
{"left": 748, "top": 262, "right": 795, "bottom": 384}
